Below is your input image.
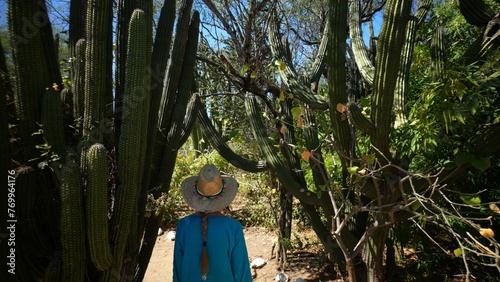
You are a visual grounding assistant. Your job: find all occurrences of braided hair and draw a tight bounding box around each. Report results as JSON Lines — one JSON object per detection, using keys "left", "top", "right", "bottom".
{"left": 200, "top": 212, "right": 209, "bottom": 280}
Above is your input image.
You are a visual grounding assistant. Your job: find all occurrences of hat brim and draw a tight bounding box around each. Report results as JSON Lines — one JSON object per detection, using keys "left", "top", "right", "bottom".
{"left": 181, "top": 175, "right": 239, "bottom": 213}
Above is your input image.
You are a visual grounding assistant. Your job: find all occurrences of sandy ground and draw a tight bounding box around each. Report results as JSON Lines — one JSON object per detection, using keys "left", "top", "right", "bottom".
{"left": 143, "top": 226, "right": 339, "bottom": 282}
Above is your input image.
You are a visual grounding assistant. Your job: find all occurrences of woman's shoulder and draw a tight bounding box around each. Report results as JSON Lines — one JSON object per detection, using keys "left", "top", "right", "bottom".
{"left": 177, "top": 214, "right": 200, "bottom": 226}
{"left": 212, "top": 215, "right": 243, "bottom": 228}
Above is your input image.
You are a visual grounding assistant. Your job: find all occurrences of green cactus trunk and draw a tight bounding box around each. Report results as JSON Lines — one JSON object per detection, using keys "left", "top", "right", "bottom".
{"left": 41, "top": 90, "right": 66, "bottom": 158}
{"left": 8, "top": 0, "right": 52, "bottom": 162}
{"left": 393, "top": 0, "right": 432, "bottom": 128}
{"left": 83, "top": 0, "right": 113, "bottom": 145}
{"left": 72, "top": 39, "right": 86, "bottom": 125}
{"left": 370, "top": 0, "right": 412, "bottom": 163}
{"left": 60, "top": 165, "right": 86, "bottom": 281}
{"left": 328, "top": 0, "right": 351, "bottom": 169}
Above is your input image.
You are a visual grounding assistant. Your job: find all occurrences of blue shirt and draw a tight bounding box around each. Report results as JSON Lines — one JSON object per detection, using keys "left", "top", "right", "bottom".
{"left": 173, "top": 214, "right": 252, "bottom": 282}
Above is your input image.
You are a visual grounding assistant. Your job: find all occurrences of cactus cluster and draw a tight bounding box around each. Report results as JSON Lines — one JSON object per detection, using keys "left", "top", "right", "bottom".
{"left": 4, "top": 0, "right": 199, "bottom": 281}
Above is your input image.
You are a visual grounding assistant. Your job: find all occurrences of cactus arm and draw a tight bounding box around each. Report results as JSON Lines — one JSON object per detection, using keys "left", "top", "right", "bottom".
{"left": 69, "top": 0, "right": 86, "bottom": 59}
{"left": 83, "top": 0, "right": 113, "bottom": 143}
{"left": 370, "top": 0, "right": 412, "bottom": 162}
{"left": 307, "top": 20, "right": 329, "bottom": 83}
{"left": 457, "top": 0, "right": 495, "bottom": 27}
{"left": 245, "top": 95, "right": 321, "bottom": 206}
{"left": 346, "top": 101, "right": 376, "bottom": 135}
{"left": 41, "top": 90, "right": 66, "bottom": 158}
{"left": 461, "top": 14, "right": 500, "bottom": 65}
{"left": 38, "top": 0, "right": 62, "bottom": 88}
{"left": 157, "top": 0, "right": 194, "bottom": 133}
{"left": 60, "top": 165, "right": 86, "bottom": 281}
{"left": 328, "top": 0, "right": 351, "bottom": 167}
{"left": 197, "top": 98, "right": 268, "bottom": 172}
{"left": 150, "top": 0, "right": 194, "bottom": 190}
{"left": 178, "top": 93, "right": 201, "bottom": 145}
{"left": 86, "top": 143, "right": 113, "bottom": 271}
{"left": 164, "top": 11, "right": 200, "bottom": 149}
{"left": 393, "top": 0, "right": 432, "bottom": 128}
{"left": 268, "top": 12, "right": 329, "bottom": 110}
{"left": 349, "top": 0, "right": 375, "bottom": 87}
{"left": 72, "top": 39, "right": 86, "bottom": 124}
{"left": 431, "top": 26, "right": 446, "bottom": 81}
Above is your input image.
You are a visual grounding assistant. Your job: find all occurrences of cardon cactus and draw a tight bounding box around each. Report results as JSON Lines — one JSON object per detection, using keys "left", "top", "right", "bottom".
{"left": 4, "top": 0, "right": 200, "bottom": 281}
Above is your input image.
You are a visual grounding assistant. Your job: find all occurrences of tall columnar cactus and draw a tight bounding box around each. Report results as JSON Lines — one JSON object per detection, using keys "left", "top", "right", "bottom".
{"left": 83, "top": 0, "right": 113, "bottom": 144}
{"left": 370, "top": 0, "right": 412, "bottom": 162}
{"left": 8, "top": 0, "right": 51, "bottom": 162}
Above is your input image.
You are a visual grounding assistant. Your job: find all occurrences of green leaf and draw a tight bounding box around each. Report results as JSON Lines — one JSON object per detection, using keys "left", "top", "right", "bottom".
{"left": 227, "top": 130, "right": 241, "bottom": 139}
{"left": 456, "top": 152, "right": 475, "bottom": 166}
{"left": 291, "top": 107, "right": 302, "bottom": 118}
{"left": 347, "top": 166, "right": 359, "bottom": 175}
{"left": 240, "top": 63, "right": 250, "bottom": 76}
{"left": 471, "top": 158, "right": 491, "bottom": 172}
{"left": 275, "top": 60, "right": 286, "bottom": 71}
{"left": 362, "top": 154, "right": 376, "bottom": 164}
{"left": 360, "top": 97, "right": 370, "bottom": 107}
{"left": 460, "top": 195, "right": 481, "bottom": 205}
{"left": 38, "top": 161, "right": 48, "bottom": 170}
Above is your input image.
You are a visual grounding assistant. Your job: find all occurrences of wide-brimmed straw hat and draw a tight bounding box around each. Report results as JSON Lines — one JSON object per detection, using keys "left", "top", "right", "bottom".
{"left": 181, "top": 164, "right": 239, "bottom": 213}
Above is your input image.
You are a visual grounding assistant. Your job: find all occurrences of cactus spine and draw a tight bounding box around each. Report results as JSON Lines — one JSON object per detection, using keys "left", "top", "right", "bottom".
{"left": 86, "top": 143, "right": 112, "bottom": 271}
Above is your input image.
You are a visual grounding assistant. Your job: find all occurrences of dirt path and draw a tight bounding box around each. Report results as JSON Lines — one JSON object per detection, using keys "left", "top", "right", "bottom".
{"left": 143, "top": 226, "right": 340, "bottom": 281}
